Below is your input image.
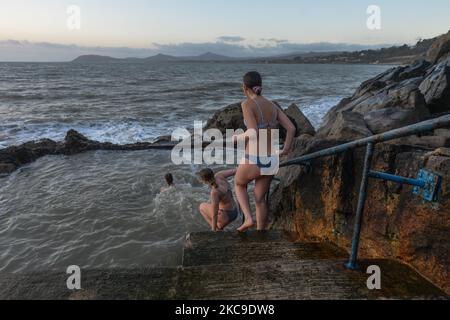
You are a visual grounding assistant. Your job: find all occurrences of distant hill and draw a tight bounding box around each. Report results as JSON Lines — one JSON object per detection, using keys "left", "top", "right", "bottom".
{"left": 71, "top": 55, "right": 122, "bottom": 63}
{"left": 144, "top": 54, "right": 180, "bottom": 62}
{"left": 71, "top": 52, "right": 235, "bottom": 63}
{"left": 187, "top": 52, "right": 235, "bottom": 61}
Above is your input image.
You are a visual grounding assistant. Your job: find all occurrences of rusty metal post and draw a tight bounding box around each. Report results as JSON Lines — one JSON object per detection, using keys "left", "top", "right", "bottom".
{"left": 346, "top": 142, "right": 375, "bottom": 270}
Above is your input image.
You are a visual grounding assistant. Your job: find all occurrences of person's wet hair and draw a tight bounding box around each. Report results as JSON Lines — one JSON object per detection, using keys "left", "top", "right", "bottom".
{"left": 197, "top": 168, "right": 217, "bottom": 188}
{"left": 243, "top": 71, "right": 263, "bottom": 95}
{"left": 165, "top": 173, "right": 174, "bottom": 186}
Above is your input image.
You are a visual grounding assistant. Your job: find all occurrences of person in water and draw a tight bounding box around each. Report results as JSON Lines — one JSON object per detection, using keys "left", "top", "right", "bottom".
{"left": 198, "top": 168, "right": 239, "bottom": 231}
{"left": 233, "top": 71, "right": 296, "bottom": 233}
{"left": 160, "top": 173, "right": 174, "bottom": 193}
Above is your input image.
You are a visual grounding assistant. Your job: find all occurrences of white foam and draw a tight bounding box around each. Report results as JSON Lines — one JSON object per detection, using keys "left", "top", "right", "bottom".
{"left": 300, "top": 97, "right": 343, "bottom": 128}
{"left": 0, "top": 120, "right": 180, "bottom": 148}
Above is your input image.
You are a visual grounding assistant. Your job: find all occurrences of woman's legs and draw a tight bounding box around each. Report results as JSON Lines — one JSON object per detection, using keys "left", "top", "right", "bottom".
{"left": 199, "top": 203, "right": 229, "bottom": 230}
{"left": 254, "top": 176, "right": 273, "bottom": 231}
{"left": 235, "top": 164, "right": 261, "bottom": 232}
{"left": 199, "top": 203, "right": 212, "bottom": 227}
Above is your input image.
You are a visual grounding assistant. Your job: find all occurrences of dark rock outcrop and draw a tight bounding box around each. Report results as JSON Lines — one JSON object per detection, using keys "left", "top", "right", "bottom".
{"left": 204, "top": 102, "right": 245, "bottom": 133}
{"left": 398, "top": 60, "right": 431, "bottom": 81}
{"left": 426, "top": 30, "right": 450, "bottom": 64}
{"left": 364, "top": 107, "right": 430, "bottom": 134}
{"left": 0, "top": 139, "right": 59, "bottom": 174}
{"left": 320, "top": 72, "right": 429, "bottom": 135}
{"left": 419, "top": 57, "right": 450, "bottom": 113}
{"left": 317, "top": 32, "right": 450, "bottom": 143}
{"left": 0, "top": 131, "right": 177, "bottom": 175}
{"left": 388, "top": 135, "right": 450, "bottom": 149}
{"left": 318, "top": 111, "right": 372, "bottom": 141}
{"left": 284, "top": 104, "right": 316, "bottom": 136}
{"left": 204, "top": 101, "right": 316, "bottom": 139}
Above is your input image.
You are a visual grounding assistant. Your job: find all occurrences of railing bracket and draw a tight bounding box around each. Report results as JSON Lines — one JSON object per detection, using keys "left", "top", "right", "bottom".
{"left": 368, "top": 169, "right": 442, "bottom": 203}
{"left": 413, "top": 169, "right": 442, "bottom": 202}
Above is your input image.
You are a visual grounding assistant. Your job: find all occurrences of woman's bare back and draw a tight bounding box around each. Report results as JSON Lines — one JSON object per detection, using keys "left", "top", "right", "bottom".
{"left": 248, "top": 96, "right": 278, "bottom": 125}
{"left": 213, "top": 175, "right": 235, "bottom": 210}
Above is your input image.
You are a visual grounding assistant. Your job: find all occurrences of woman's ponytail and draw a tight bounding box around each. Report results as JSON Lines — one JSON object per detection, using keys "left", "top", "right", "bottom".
{"left": 210, "top": 179, "right": 218, "bottom": 189}
{"left": 252, "top": 86, "right": 262, "bottom": 95}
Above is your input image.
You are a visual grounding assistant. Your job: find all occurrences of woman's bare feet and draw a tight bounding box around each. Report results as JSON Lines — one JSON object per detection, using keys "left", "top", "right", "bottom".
{"left": 237, "top": 218, "right": 254, "bottom": 233}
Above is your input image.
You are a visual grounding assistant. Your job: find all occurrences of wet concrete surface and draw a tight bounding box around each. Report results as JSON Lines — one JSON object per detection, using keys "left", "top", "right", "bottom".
{"left": 0, "top": 231, "right": 447, "bottom": 300}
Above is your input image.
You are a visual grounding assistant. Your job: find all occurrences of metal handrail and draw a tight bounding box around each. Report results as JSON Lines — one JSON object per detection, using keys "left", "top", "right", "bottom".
{"left": 280, "top": 115, "right": 450, "bottom": 168}
{"left": 276, "top": 114, "right": 450, "bottom": 269}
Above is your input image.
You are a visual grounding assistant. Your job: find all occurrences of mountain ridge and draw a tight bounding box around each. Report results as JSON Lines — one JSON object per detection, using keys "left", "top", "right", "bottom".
{"left": 72, "top": 52, "right": 236, "bottom": 63}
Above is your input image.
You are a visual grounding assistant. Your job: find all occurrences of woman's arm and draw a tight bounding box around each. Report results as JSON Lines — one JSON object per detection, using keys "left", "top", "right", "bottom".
{"left": 277, "top": 109, "right": 296, "bottom": 156}
{"left": 210, "top": 190, "right": 221, "bottom": 231}
{"left": 216, "top": 169, "right": 237, "bottom": 179}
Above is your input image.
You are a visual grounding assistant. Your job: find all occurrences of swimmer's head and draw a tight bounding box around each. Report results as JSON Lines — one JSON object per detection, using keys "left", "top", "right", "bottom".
{"left": 197, "top": 168, "right": 217, "bottom": 188}
{"left": 165, "top": 173, "right": 174, "bottom": 186}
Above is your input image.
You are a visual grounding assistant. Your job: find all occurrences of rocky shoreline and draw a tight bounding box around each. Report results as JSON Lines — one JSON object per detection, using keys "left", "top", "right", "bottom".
{"left": 0, "top": 129, "right": 179, "bottom": 175}
{"left": 0, "top": 30, "right": 449, "bottom": 293}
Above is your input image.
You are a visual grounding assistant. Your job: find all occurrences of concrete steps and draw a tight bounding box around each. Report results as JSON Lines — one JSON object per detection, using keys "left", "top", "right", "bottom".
{"left": 0, "top": 231, "right": 447, "bottom": 300}
{"left": 183, "top": 231, "right": 348, "bottom": 267}
{"left": 177, "top": 259, "right": 445, "bottom": 300}
{"left": 178, "top": 231, "right": 446, "bottom": 300}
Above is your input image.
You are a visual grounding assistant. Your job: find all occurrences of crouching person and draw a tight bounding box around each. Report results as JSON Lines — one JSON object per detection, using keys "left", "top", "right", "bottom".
{"left": 197, "top": 168, "right": 239, "bottom": 231}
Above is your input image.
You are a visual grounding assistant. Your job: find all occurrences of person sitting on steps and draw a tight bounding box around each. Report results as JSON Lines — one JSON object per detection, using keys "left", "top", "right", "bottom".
{"left": 198, "top": 168, "right": 239, "bottom": 232}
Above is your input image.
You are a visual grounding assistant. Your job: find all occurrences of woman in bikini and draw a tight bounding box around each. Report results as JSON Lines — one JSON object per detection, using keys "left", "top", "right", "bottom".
{"left": 233, "top": 71, "right": 296, "bottom": 232}
{"left": 198, "top": 168, "right": 239, "bottom": 231}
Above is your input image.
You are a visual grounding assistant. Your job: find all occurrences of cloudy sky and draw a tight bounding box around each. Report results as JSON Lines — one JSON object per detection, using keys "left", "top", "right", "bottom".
{"left": 0, "top": 0, "right": 449, "bottom": 61}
